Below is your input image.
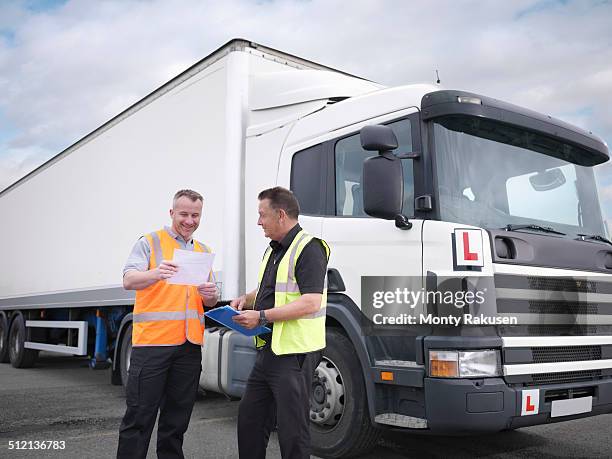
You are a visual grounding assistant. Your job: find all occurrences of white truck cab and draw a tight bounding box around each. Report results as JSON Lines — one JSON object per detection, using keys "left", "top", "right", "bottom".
{"left": 240, "top": 75, "right": 612, "bottom": 456}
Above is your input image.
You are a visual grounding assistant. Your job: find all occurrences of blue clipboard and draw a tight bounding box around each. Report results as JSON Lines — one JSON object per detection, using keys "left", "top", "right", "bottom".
{"left": 205, "top": 305, "right": 271, "bottom": 337}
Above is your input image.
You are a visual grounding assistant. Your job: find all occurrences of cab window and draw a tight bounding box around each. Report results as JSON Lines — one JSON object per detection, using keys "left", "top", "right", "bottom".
{"left": 335, "top": 119, "right": 414, "bottom": 217}
{"left": 291, "top": 116, "right": 417, "bottom": 217}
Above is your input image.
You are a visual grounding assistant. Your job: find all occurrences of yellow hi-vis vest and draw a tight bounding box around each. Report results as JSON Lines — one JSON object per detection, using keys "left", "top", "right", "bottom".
{"left": 132, "top": 229, "right": 211, "bottom": 346}
{"left": 255, "top": 229, "right": 330, "bottom": 355}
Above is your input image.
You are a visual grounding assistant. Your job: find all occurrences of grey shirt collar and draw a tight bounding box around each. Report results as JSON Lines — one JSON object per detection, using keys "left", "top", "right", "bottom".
{"left": 164, "top": 225, "right": 194, "bottom": 245}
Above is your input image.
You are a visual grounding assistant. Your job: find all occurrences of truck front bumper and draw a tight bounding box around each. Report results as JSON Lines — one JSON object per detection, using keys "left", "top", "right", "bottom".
{"left": 424, "top": 376, "right": 612, "bottom": 433}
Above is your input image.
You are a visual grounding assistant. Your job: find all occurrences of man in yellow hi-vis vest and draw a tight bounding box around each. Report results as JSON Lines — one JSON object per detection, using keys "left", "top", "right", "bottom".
{"left": 117, "top": 189, "right": 218, "bottom": 459}
{"left": 232, "top": 186, "right": 329, "bottom": 459}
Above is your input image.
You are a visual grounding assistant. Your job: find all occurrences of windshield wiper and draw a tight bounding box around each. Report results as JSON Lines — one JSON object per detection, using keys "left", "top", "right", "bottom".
{"left": 576, "top": 234, "right": 612, "bottom": 246}
{"left": 504, "top": 224, "right": 566, "bottom": 235}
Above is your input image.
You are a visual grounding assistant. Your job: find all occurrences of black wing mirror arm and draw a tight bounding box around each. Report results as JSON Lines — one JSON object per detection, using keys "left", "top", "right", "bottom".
{"left": 395, "top": 214, "right": 412, "bottom": 230}
{"left": 396, "top": 152, "right": 421, "bottom": 160}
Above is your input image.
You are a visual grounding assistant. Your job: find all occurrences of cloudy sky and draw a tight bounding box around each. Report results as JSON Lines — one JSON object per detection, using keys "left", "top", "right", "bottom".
{"left": 1, "top": 0, "right": 612, "bottom": 218}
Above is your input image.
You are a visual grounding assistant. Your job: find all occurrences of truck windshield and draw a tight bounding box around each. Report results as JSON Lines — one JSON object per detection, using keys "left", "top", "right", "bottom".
{"left": 434, "top": 116, "right": 605, "bottom": 238}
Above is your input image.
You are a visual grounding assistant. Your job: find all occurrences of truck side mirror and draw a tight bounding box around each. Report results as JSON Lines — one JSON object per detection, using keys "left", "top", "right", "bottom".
{"left": 360, "top": 125, "right": 403, "bottom": 220}
{"left": 360, "top": 125, "right": 398, "bottom": 151}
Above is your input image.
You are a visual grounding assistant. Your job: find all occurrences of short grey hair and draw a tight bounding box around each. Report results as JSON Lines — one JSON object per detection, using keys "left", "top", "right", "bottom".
{"left": 173, "top": 189, "right": 203, "bottom": 207}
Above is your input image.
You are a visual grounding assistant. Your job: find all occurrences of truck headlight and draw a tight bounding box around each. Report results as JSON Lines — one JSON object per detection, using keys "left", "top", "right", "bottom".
{"left": 429, "top": 350, "right": 500, "bottom": 378}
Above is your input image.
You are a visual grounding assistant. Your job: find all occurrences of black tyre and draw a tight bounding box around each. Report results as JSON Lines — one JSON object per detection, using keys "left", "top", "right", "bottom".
{"left": 8, "top": 314, "right": 38, "bottom": 368}
{"left": 119, "top": 323, "right": 133, "bottom": 390}
{"left": 0, "top": 313, "right": 9, "bottom": 363}
{"left": 311, "top": 328, "right": 380, "bottom": 458}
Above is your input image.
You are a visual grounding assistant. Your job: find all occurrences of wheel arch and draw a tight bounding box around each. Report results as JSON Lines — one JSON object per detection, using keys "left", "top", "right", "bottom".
{"left": 326, "top": 294, "right": 376, "bottom": 424}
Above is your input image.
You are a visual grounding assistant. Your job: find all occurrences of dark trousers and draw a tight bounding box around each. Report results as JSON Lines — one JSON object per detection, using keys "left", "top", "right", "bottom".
{"left": 117, "top": 341, "right": 202, "bottom": 459}
{"left": 238, "top": 347, "right": 322, "bottom": 459}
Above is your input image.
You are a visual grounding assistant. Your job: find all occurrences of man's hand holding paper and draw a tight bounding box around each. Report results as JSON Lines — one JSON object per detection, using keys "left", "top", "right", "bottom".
{"left": 156, "top": 260, "right": 179, "bottom": 280}
{"left": 166, "top": 248, "right": 215, "bottom": 286}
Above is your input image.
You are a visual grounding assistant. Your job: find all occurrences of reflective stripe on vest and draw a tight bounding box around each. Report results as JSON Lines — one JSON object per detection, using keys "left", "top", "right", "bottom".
{"left": 255, "top": 230, "right": 330, "bottom": 355}
{"left": 132, "top": 229, "right": 210, "bottom": 346}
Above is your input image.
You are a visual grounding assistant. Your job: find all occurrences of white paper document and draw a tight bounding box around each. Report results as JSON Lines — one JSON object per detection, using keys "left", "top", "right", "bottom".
{"left": 167, "top": 249, "right": 215, "bottom": 286}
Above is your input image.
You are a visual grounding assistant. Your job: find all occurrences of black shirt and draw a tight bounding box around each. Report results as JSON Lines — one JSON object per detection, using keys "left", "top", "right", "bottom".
{"left": 255, "top": 223, "right": 328, "bottom": 346}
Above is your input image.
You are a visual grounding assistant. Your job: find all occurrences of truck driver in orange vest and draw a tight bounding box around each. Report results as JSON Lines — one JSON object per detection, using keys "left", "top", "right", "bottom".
{"left": 117, "top": 189, "right": 218, "bottom": 459}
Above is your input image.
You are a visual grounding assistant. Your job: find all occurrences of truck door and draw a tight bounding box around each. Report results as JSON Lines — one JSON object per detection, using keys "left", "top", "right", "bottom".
{"left": 279, "top": 112, "right": 424, "bottom": 310}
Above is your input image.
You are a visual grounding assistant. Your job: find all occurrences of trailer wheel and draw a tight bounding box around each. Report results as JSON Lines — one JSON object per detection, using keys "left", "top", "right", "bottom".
{"left": 8, "top": 314, "right": 38, "bottom": 368}
{"left": 311, "top": 328, "right": 380, "bottom": 458}
{"left": 0, "top": 313, "right": 9, "bottom": 363}
{"left": 119, "top": 323, "right": 133, "bottom": 389}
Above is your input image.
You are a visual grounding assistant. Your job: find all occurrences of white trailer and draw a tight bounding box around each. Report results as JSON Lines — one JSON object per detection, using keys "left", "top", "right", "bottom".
{"left": 0, "top": 38, "right": 378, "bottom": 370}
{"left": 2, "top": 39, "right": 612, "bottom": 458}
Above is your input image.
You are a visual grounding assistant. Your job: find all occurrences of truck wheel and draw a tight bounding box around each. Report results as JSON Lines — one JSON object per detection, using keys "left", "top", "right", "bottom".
{"left": 311, "top": 328, "right": 380, "bottom": 458}
{"left": 0, "top": 313, "right": 9, "bottom": 363}
{"left": 119, "top": 323, "right": 133, "bottom": 389}
{"left": 8, "top": 314, "right": 38, "bottom": 368}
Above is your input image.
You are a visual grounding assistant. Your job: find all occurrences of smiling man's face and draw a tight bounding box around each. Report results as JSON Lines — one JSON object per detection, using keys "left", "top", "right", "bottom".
{"left": 170, "top": 196, "right": 202, "bottom": 241}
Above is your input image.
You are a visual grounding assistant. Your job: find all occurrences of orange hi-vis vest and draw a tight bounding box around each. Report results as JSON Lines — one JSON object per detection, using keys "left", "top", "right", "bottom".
{"left": 132, "top": 229, "right": 211, "bottom": 346}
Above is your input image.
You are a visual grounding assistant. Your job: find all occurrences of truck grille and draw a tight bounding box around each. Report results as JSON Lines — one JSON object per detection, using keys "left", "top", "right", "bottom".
{"left": 527, "top": 325, "right": 603, "bottom": 335}
{"left": 529, "top": 370, "right": 602, "bottom": 386}
{"left": 531, "top": 346, "right": 601, "bottom": 363}
{"left": 527, "top": 276, "right": 597, "bottom": 292}
{"left": 528, "top": 301, "right": 599, "bottom": 315}
{"left": 497, "top": 273, "right": 612, "bottom": 385}
{"left": 498, "top": 325, "right": 604, "bottom": 336}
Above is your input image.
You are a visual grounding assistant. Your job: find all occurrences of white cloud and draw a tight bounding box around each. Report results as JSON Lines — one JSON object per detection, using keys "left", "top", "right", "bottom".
{"left": 599, "top": 184, "right": 612, "bottom": 201}
{"left": 1, "top": 0, "right": 612, "bottom": 208}
{"left": 0, "top": 144, "right": 52, "bottom": 190}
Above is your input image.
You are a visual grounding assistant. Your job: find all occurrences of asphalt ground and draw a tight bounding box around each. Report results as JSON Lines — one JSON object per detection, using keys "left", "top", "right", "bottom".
{"left": 0, "top": 353, "right": 611, "bottom": 458}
